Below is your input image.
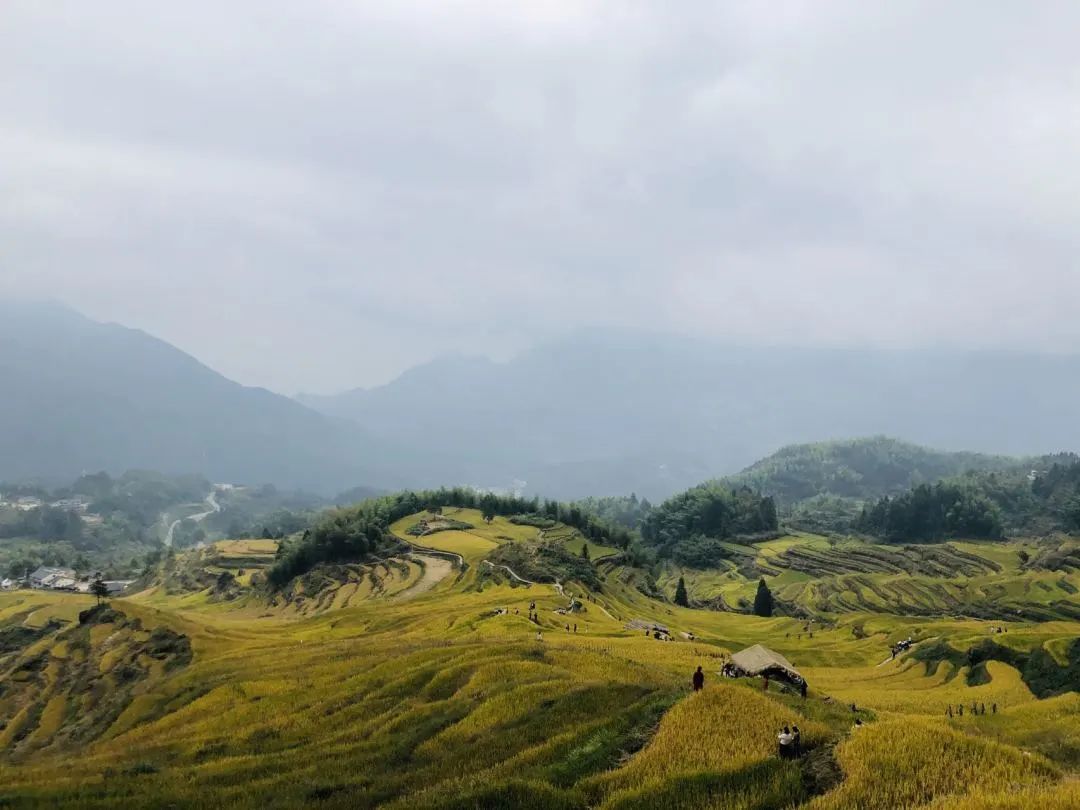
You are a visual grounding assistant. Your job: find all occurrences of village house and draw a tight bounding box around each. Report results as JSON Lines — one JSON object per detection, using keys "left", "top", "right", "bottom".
{"left": 29, "top": 566, "right": 77, "bottom": 589}
{"left": 51, "top": 497, "right": 90, "bottom": 513}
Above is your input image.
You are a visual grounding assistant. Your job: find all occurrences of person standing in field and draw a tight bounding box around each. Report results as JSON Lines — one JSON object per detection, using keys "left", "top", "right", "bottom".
{"left": 777, "top": 727, "right": 793, "bottom": 758}
{"left": 692, "top": 666, "right": 704, "bottom": 691}
{"left": 792, "top": 725, "right": 802, "bottom": 757}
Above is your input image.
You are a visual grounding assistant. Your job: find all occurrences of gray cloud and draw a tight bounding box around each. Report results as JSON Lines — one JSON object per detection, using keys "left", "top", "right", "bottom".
{"left": 3, "top": 1, "right": 1080, "bottom": 393}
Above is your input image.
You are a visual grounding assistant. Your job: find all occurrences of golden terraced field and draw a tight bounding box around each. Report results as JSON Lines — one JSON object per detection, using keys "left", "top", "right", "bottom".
{"left": 0, "top": 515, "right": 1076, "bottom": 808}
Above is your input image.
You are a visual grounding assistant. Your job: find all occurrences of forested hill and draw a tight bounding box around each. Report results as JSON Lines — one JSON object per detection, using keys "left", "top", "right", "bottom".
{"left": 724, "top": 437, "right": 1021, "bottom": 505}
{"left": 639, "top": 482, "right": 778, "bottom": 566}
{"left": 269, "top": 488, "right": 635, "bottom": 585}
{"left": 857, "top": 454, "right": 1080, "bottom": 542}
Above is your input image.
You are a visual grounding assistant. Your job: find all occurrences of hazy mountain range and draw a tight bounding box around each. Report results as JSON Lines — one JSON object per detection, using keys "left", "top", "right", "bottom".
{"left": 5, "top": 302, "right": 1080, "bottom": 499}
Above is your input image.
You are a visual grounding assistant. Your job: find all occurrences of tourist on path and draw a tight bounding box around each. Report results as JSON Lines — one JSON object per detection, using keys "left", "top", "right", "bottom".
{"left": 692, "top": 666, "right": 704, "bottom": 692}
{"left": 777, "top": 727, "right": 793, "bottom": 758}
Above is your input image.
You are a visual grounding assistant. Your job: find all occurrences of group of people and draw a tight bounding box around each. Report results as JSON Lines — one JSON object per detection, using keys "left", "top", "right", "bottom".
{"left": 690, "top": 667, "right": 816, "bottom": 758}
{"left": 528, "top": 601, "right": 583, "bottom": 640}
{"left": 947, "top": 702, "right": 996, "bottom": 717}
{"left": 890, "top": 637, "right": 914, "bottom": 659}
{"left": 777, "top": 726, "right": 802, "bottom": 759}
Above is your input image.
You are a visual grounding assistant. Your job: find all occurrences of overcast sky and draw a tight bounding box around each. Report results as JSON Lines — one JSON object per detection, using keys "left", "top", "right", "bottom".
{"left": 3, "top": 1, "right": 1080, "bottom": 395}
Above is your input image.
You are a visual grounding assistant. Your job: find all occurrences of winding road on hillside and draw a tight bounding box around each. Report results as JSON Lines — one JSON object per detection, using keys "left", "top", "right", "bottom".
{"left": 393, "top": 554, "right": 454, "bottom": 601}
{"left": 163, "top": 490, "right": 221, "bottom": 547}
{"left": 399, "top": 521, "right": 583, "bottom": 608}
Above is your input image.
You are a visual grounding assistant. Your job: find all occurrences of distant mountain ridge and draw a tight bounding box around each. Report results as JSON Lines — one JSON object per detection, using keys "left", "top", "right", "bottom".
{"left": 0, "top": 302, "right": 407, "bottom": 494}
{"left": 302, "top": 330, "right": 1080, "bottom": 499}
{"left": 7, "top": 304, "right": 1080, "bottom": 500}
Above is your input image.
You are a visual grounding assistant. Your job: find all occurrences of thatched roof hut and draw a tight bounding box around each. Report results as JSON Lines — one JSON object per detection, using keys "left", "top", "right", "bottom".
{"left": 728, "top": 644, "right": 805, "bottom": 685}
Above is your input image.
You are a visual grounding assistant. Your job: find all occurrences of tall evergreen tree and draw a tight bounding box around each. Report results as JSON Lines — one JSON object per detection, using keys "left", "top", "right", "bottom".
{"left": 91, "top": 578, "right": 109, "bottom": 606}
{"left": 753, "top": 578, "right": 774, "bottom": 617}
{"left": 674, "top": 576, "right": 689, "bottom": 607}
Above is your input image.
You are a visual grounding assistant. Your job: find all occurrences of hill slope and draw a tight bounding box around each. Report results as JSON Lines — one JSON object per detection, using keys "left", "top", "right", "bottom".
{"left": 0, "top": 526, "right": 1076, "bottom": 809}
{"left": 0, "top": 302, "right": 400, "bottom": 494}
{"left": 724, "top": 437, "right": 1022, "bottom": 505}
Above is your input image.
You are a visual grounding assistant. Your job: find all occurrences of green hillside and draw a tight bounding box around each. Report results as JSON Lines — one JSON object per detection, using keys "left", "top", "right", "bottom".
{"left": 724, "top": 437, "right": 1022, "bottom": 505}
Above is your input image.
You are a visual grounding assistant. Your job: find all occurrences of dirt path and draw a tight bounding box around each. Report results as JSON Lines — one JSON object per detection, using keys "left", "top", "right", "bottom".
{"left": 163, "top": 491, "right": 221, "bottom": 547}
{"left": 480, "top": 560, "right": 576, "bottom": 607}
{"left": 393, "top": 555, "right": 453, "bottom": 601}
{"left": 482, "top": 560, "right": 536, "bottom": 585}
{"left": 591, "top": 600, "right": 619, "bottom": 622}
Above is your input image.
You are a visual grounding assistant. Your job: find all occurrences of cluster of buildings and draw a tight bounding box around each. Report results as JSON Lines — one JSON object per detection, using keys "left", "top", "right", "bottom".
{"left": 2, "top": 495, "right": 46, "bottom": 511}
{"left": 0, "top": 494, "right": 104, "bottom": 527}
{"left": 0, "top": 567, "right": 132, "bottom": 595}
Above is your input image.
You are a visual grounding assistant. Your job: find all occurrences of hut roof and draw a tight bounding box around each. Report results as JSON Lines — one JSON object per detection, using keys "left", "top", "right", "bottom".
{"left": 729, "top": 644, "right": 803, "bottom": 681}
{"left": 625, "top": 619, "right": 670, "bottom": 634}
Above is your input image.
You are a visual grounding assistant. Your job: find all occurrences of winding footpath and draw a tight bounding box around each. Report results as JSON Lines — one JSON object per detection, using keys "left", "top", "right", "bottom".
{"left": 163, "top": 490, "right": 221, "bottom": 547}
{"left": 400, "top": 523, "right": 578, "bottom": 606}
{"left": 392, "top": 555, "right": 454, "bottom": 601}
{"left": 479, "top": 560, "right": 570, "bottom": 603}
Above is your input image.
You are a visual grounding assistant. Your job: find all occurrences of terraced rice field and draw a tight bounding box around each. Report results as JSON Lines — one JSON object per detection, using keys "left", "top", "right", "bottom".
{"left": 660, "top": 536, "right": 1080, "bottom": 622}
{"left": 0, "top": 525, "right": 1076, "bottom": 808}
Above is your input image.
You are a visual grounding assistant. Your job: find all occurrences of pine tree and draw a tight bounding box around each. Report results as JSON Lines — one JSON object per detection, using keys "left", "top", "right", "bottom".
{"left": 674, "top": 576, "right": 689, "bottom": 607}
{"left": 91, "top": 578, "right": 109, "bottom": 606}
{"left": 580, "top": 543, "right": 590, "bottom": 560}
{"left": 753, "top": 578, "right": 774, "bottom": 617}
{"left": 760, "top": 497, "right": 778, "bottom": 531}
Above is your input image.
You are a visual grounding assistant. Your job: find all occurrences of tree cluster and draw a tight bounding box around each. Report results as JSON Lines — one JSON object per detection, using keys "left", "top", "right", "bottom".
{"left": 0, "top": 506, "right": 83, "bottom": 543}
{"left": 573, "top": 493, "right": 654, "bottom": 529}
{"left": 640, "top": 482, "right": 778, "bottom": 557}
{"left": 855, "top": 482, "right": 1004, "bottom": 542}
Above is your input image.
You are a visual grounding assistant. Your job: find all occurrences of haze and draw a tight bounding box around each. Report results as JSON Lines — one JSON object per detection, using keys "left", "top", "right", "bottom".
{"left": 3, "top": 1, "right": 1080, "bottom": 395}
